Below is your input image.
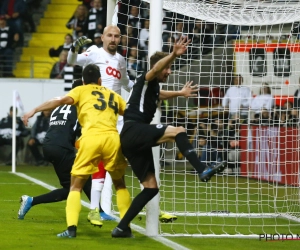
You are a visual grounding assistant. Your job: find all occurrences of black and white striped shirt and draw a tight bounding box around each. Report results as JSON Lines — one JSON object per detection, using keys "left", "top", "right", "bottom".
{"left": 0, "top": 26, "right": 13, "bottom": 50}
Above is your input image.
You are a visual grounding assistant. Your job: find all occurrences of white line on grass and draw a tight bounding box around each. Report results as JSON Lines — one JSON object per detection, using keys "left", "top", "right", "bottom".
{"left": 13, "top": 172, "right": 190, "bottom": 250}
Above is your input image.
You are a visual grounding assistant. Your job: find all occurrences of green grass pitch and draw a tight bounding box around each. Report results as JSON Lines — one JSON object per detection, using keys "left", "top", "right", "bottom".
{"left": 0, "top": 165, "right": 299, "bottom": 250}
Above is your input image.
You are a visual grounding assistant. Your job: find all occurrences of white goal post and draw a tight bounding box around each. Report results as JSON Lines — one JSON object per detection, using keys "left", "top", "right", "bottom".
{"left": 104, "top": 0, "right": 300, "bottom": 238}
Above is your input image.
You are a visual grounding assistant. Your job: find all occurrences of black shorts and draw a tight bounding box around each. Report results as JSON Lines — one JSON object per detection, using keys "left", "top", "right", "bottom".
{"left": 120, "top": 121, "right": 168, "bottom": 182}
{"left": 42, "top": 145, "right": 75, "bottom": 189}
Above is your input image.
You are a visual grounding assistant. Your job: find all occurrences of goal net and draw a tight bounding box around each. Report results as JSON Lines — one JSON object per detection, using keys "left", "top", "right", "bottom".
{"left": 110, "top": 0, "right": 300, "bottom": 238}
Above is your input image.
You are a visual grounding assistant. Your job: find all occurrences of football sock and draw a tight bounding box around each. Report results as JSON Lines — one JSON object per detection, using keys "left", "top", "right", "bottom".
{"left": 90, "top": 178, "right": 104, "bottom": 209}
{"left": 116, "top": 188, "right": 131, "bottom": 219}
{"left": 90, "top": 189, "right": 101, "bottom": 210}
{"left": 175, "top": 132, "right": 206, "bottom": 173}
{"left": 31, "top": 188, "right": 69, "bottom": 206}
{"left": 117, "top": 188, "right": 159, "bottom": 230}
{"left": 66, "top": 191, "right": 81, "bottom": 227}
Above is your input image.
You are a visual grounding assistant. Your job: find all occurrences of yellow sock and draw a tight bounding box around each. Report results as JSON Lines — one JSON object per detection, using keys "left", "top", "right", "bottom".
{"left": 116, "top": 188, "right": 131, "bottom": 219}
{"left": 66, "top": 191, "right": 81, "bottom": 227}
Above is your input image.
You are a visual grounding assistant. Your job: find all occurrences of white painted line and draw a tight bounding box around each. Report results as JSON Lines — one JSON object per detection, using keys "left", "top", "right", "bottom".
{"left": 12, "top": 172, "right": 190, "bottom": 250}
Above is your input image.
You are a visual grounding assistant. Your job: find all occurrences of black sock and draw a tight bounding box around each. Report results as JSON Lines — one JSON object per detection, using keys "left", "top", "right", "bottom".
{"left": 117, "top": 188, "right": 159, "bottom": 230}
{"left": 31, "top": 188, "right": 69, "bottom": 206}
{"left": 68, "top": 225, "right": 77, "bottom": 232}
{"left": 175, "top": 132, "right": 206, "bottom": 174}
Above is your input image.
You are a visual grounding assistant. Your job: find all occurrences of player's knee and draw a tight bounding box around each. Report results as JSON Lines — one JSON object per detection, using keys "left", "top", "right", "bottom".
{"left": 112, "top": 178, "right": 126, "bottom": 190}
{"left": 92, "top": 179, "right": 104, "bottom": 191}
{"left": 61, "top": 181, "right": 70, "bottom": 190}
{"left": 175, "top": 126, "right": 186, "bottom": 135}
{"left": 57, "top": 188, "right": 69, "bottom": 201}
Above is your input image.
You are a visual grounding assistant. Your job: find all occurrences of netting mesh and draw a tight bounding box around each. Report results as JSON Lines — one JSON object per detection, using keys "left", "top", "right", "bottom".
{"left": 112, "top": 0, "right": 300, "bottom": 237}
{"left": 143, "top": 0, "right": 300, "bottom": 26}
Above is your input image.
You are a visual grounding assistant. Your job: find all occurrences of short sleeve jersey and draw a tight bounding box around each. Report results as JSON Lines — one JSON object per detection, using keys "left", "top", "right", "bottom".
{"left": 124, "top": 72, "right": 160, "bottom": 124}
{"left": 43, "top": 105, "right": 80, "bottom": 150}
{"left": 66, "top": 84, "right": 126, "bottom": 135}
{"left": 76, "top": 46, "right": 128, "bottom": 94}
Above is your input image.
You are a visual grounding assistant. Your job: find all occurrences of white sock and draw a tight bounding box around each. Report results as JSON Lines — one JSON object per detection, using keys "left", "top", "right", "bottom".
{"left": 90, "top": 178, "right": 104, "bottom": 210}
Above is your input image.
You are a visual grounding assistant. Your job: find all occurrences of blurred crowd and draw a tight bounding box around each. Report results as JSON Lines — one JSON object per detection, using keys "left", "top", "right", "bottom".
{"left": 0, "top": 106, "right": 50, "bottom": 166}
{"left": 0, "top": 0, "right": 239, "bottom": 78}
{"left": 162, "top": 74, "right": 300, "bottom": 174}
{"left": 0, "top": 0, "right": 40, "bottom": 77}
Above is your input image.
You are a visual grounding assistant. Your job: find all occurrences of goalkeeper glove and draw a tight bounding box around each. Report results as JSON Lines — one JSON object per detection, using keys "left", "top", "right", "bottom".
{"left": 72, "top": 36, "right": 92, "bottom": 53}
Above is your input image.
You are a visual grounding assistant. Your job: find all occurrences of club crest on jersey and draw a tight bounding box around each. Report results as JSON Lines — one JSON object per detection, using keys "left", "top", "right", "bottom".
{"left": 106, "top": 66, "right": 121, "bottom": 79}
{"left": 156, "top": 124, "right": 163, "bottom": 129}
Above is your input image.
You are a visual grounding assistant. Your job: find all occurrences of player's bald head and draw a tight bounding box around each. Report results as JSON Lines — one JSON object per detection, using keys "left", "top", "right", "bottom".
{"left": 103, "top": 25, "right": 120, "bottom": 35}
{"left": 102, "top": 25, "right": 121, "bottom": 54}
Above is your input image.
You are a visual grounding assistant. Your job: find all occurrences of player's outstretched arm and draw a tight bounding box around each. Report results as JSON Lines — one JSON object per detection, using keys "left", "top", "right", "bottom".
{"left": 145, "top": 36, "right": 191, "bottom": 82}
{"left": 159, "top": 81, "right": 198, "bottom": 100}
{"left": 68, "top": 36, "right": 92, "bottom": 65}
{"left": 22, "top": 96, "right": 74, "bottom": 126}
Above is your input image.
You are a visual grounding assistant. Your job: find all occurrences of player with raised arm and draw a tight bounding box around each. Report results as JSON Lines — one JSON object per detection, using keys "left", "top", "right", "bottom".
{"left": 68, "top": 25, "right": 132, "bottom": 224}
{"left": 68, "top": 25, "right": 176, "bottom": 224}
{"left": 18, "top": 80, "right": 94, "bottom": 220}
{"left": 17, "top": 79, "right": 111, "bottom": 224}
{"left": 111, "top": 37, "right": 227, "bottom": 238}
{"left": 22, "top": 64, "right": 131, "bottom": 238}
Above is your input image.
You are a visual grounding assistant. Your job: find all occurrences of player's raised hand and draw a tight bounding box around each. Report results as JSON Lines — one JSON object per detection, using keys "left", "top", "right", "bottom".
{"left": 22, "top": 110, "right": 36, "bottom": 127}
{"left": 73, "top": 36, "right": 92, "bottom": 52}
{"left": 180, "top": 81, "right": 199, "bottom": 98}
{"left": 172, "top": 36, "right": 191, "bottom": 57}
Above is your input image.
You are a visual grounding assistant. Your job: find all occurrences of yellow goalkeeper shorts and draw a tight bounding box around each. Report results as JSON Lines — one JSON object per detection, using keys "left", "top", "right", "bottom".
{"left": 71, "top": 133, "right": 127, "bottom": 179}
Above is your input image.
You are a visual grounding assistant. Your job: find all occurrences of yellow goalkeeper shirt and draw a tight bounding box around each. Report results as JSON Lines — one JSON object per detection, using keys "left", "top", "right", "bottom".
{"left": 66, "top": 84, "right": 126, "bottom": 135}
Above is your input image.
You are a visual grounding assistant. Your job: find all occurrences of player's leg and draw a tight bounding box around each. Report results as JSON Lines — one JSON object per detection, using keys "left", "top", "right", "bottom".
{"left": 90, "top": 163, "right": 116, "bottom": 221}
{"left": 57, "top": 135, "right": 102, "bottom": 238}
{"left": 87, "top": 161, "right": 106, "bottom": 225}
{"left": 112, "top": 149, "right": 159, "bottom": 238}
{"left": 57, "top": 175, "right": 89, "bottom": 238}
{"left": 18, "top": 146, "right": 71, "bottom": 219}
{"left": 110, "top": 175, "right": 130, "bottom": 219}
{"left": 90, "top": 162, "right": 105, "bottom": 211}
{"left": 157, "top": 125, "right": 226, "bottom": 182}
{"left": 101, "top": 133, "right": 131, "bottom": 220}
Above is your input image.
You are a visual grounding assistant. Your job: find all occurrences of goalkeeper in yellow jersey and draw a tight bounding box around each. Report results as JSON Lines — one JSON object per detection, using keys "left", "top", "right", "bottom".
{"left": 22, "top": 64, "right": 131, "bottom": 238}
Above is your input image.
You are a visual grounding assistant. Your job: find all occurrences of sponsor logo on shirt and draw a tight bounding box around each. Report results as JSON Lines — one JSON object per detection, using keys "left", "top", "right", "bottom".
{"left": 106, "top": 66, "right": 121, "bottom": 79}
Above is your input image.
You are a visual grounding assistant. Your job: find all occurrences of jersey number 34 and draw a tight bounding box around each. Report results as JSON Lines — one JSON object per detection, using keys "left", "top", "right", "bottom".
{"left": 92, "top": 91, "right": 119, "bottom": 114}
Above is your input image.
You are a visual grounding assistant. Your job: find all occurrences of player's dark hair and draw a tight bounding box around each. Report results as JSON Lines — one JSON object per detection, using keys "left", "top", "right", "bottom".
{"left": 82, "top": 64, "right": 101, "bottom": 84}
{"left": 72, "top": 79, "right": 83, "bottom": 89}
{"left": 150, "top": 51, "right": 169, "bottom": 69}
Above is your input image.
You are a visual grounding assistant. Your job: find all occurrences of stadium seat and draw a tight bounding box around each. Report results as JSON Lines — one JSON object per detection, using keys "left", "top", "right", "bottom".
{"left": 14, "top": 0, "right": 78, "bottom": 78}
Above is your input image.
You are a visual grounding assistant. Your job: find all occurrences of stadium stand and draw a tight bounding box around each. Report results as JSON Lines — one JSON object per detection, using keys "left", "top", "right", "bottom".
{"left": 14, "top": 0, "right": 78, "bottom": 78}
